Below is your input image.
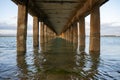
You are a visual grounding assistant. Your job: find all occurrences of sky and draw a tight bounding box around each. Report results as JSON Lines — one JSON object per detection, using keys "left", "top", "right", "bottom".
{"left": 0, "top": 0, "right": 120, "bottom": 36}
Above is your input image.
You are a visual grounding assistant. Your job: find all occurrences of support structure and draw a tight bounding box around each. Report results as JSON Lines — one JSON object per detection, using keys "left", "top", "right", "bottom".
{"left": 17, "top": 3, "right": 28, "bottom": 53}
{"left": 12, "top": 0, "right": 107, "bottom": 53}
{"left": 89, "top": 7, "right": 100, "bottom": 53}
{"left": 40, "top": 22, "right": 44, "bottom": 43}
{"left": 33, "top": 16, "right": 39, "bottom": 49}
{"left": 79, "top": 17, "right": 85, "bottom": 51}
{"left": 75, "top": 23, "right": 78, "bottom": 43}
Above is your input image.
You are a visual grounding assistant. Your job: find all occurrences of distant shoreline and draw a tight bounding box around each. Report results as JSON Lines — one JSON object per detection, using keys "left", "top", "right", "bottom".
{"left": 0, "top": 35, "right": 120, "bottom": 37}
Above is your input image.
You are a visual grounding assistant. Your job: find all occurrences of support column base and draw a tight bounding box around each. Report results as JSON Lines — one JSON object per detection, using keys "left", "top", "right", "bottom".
{"left": 17, "top": 51, "right": 26, "bottom": 56}
{"left": 80, "top": 46, "right": 85, "bottom": 52}
{"left": 89, "top": 50, "right": 100, "bottom": 54}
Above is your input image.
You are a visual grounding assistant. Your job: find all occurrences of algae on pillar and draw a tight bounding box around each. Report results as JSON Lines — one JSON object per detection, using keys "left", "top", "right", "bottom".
{"left": 17, "top": 3, "right": 28, "bottom": 53}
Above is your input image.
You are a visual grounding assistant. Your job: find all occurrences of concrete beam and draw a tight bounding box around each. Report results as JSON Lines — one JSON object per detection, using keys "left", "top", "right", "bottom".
{"left": 65, "top": 0, "right": 108, "bottom": 31}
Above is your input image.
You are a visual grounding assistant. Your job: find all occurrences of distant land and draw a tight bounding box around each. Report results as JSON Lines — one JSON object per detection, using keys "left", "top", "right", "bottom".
{"left": 0, "top": 34, "right": 32, "bottom": 37}
{"left": 86, "top": 35, "right": 120, "bottom": 37}
{"left": 0, "top": 34, "right": 120, "bottom": 37}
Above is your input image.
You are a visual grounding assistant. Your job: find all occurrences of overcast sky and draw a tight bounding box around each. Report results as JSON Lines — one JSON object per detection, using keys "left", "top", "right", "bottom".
{"left": 0, "top": 0, "right": 120, "bottom": 36}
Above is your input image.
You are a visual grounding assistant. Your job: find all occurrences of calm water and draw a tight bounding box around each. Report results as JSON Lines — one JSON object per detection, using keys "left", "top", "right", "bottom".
{"left": 0, "top": 37, "right": 120, "bottom": 80}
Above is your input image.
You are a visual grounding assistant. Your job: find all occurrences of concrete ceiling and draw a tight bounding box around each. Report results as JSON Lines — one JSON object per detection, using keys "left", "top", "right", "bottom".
{"left": 12, "top": 0, "right": 108, "bottom": 35}
{"left": 35, "top": 0, "right": 87, "bottom": 34}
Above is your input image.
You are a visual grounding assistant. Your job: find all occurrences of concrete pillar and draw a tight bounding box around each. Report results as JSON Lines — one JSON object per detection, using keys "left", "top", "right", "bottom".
{"left": 33, "top": 16, "right": 39, "bottom": 48}
{"left": 75, "top": 23, "right": 78, "bottom": 43}
{"left": 17, "top": 3, "right": 28, "bottom": 53}
{"left": 71, "top": 26, "right": 74, "bottom": 43}
{"left": 79, "top": 17, "right": 85, "bottom": 51}
{"left": 40, "top": 22, "right": 44, "bottom": 43}
{"left": 69, "top": 27, "right": 72, "bottom": 42}
{"left": 69, "top": 28, "right": 71, "bottom": 42}
{"left": 44, "top": 24, "right": 47, "bottom": 42}
{"left": 73, "top": 25, "right": 76, "bottom": 43}
{"left": 46, "top": 26, "right": 48, "bottom": 42}
{"left": 66, "top": 29, "right": 69, "bottom": 41}
{"left": 89, "top": 7, "right": 100, "bottom": 53}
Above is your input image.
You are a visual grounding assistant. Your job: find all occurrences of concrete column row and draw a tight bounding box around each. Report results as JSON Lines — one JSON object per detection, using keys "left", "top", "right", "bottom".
{"left": 40, "top": 22, "right": 56, "bottom": 44}
{"left": 60, "top": 6, "right": 100, "bottom": 53}
{"left": 17, "top": 3, "right": 100, "bottom": 53}
{"left": 17, "top": 3, "right": 56, "bottom": 53}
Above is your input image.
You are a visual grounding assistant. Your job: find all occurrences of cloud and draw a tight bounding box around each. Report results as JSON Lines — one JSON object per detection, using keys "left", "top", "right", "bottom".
{"left": 0, "top": 29, "right": 33, "bottom": 36}
{"left": 0, "top": 20, "right": 33, "bottom": 36}
{"left": 0, "top": 22, "right": 17, "bottom": 30}
{"left": 0, "top": 21, "right": 17, "bottom": 36}
{"left": 0, "top": 22, "right": 32, "bottom": 30}
{"left": 84, "top": 21, "right": 120, "bottom": 35}
{"left": 0, "top": 30, "right": 16, "bottom": 36}
{"left": 101, "top": 22, "right": 120, "bottom": 35}
{"left": 9, "top": 16, "right": 17, "bottom": 20}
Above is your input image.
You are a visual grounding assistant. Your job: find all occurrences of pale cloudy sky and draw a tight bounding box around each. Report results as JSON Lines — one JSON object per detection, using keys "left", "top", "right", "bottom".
{"left": 0, "top": 0, "right": 120, "bottom": 36}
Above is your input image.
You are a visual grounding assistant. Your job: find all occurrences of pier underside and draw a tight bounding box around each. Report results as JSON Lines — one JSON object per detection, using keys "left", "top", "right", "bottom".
{"left": 12, "top": 0, "right": 108, "bottom": 53}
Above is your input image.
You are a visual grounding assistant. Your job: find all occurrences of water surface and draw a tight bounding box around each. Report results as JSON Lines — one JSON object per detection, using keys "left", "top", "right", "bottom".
{"left": 0, "top": 37, "right": 120, "bottom": 80}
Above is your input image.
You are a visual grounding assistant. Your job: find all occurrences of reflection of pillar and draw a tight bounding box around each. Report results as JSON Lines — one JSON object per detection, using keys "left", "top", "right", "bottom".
{"left": 89, "top": 7, "right": 100, "bottom": 53}
{"left": 17, "top": 3, "right": 28, "bottom": 53}
{"left": 33, "top": 16, "right": 39, "bottom": 48}
{"left": 75, "top": 52, "right": 86, "bottom": 71}
{"left": 90, "top": 53, "right": 100, "bottom": 70}
{"left": 86, "top": 53, "right": 100, "bottom": 79}
{"left": 79, "top": 17, "right": 85, "bottom": 51}
{"left": 17, "top": 52, "right": 28, "bottom": 79}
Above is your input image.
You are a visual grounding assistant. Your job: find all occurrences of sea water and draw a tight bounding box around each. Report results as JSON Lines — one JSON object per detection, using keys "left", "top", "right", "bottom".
{"left": 0, "top": 37, "right": 120, "bottom": 80}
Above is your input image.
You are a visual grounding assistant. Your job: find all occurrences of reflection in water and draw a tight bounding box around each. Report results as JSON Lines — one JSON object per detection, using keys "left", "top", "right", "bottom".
{"left": 1, "top": 37, "right": 120, "bottom": 80}
{"left": 85, "top": 52, "right": 100, "bottom": 79}
{"left": 16, "top": 38, "right": 101, "bottom": 80}
{"left": 74, "top": 50, "right": 100, "bottom": 79}
{"left": 17, "top": 52, "right": 28, "bottom": 79}
{"left": 16, "top": 38, "right": 103, "bottom": 80}
{"left": 38, "top": 38, "right": 76, "bottom": 80}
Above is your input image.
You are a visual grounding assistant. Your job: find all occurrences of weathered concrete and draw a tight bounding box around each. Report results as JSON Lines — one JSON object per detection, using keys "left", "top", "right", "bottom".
{"left": 73, "top": 24, "right": 76, "bottom": 43}
{"left": 43, "top": 24, "right": 47, "bottom": 42}
{"left": 12, "top": 0, "right": 108, "bottom": 35}
{"left": 75, "top": 23, "right": 78, "bottom": 43}
{"left": 40, "top": 22, "right": 44, "bottom": 43}
{"left": 79, "top": 17, "right": 85, "bottom": 51}
{"left": 89, "top": 7, "right": 100, "bottom": 53}
{"left": 17, "top": 3, "right": 28, "bottom": 53}
{"left": 12, "top": 0, "right": 108, "bottom": 53}
{"left": 33, "top": 16, "right": 39, "bottom": 48}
